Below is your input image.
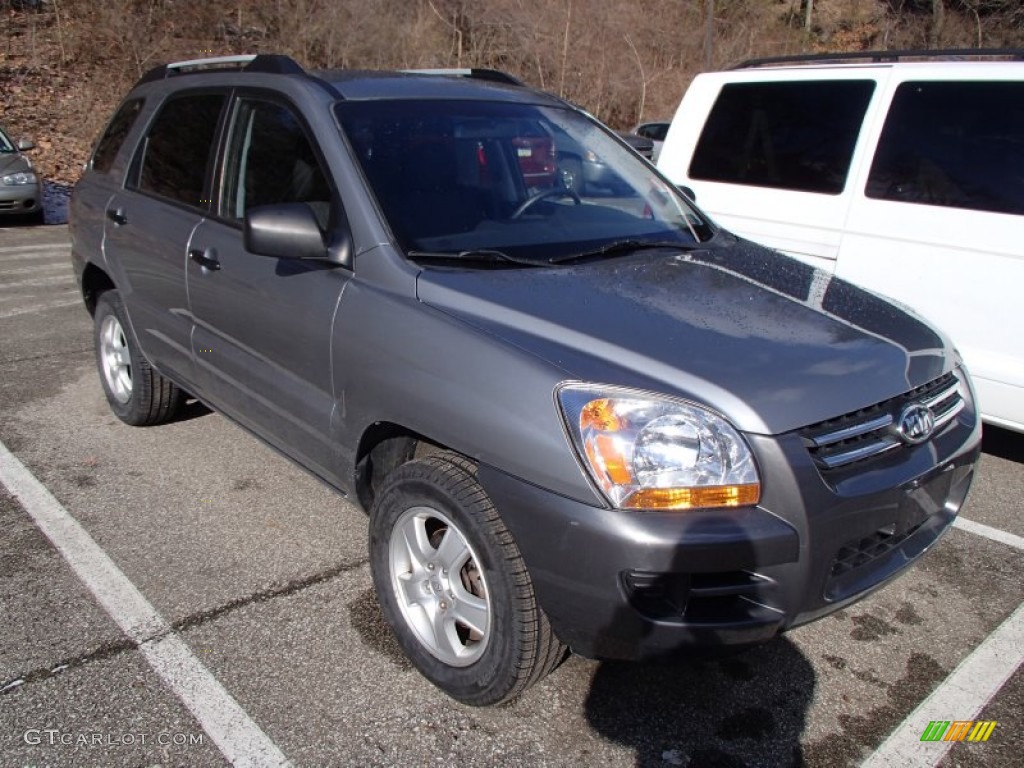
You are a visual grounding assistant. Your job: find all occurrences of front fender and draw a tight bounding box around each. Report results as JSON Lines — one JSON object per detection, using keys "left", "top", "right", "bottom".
{"left": 331, "top": 278, "right": 600, "bottom": 506}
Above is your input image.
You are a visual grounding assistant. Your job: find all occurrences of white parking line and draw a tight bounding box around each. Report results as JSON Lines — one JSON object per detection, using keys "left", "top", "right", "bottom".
{"left": 0, "top": 441, "right": 292, "bottom": 768}
{"left": 0, "top": 243, "right": 70, "bottom": 254}
{"left": 861, "top": 602, "right": 1024, "bottom": 767}
{"left": 0, "top": 262, "right": 72, "bottom": 276}
{"left": 0, "top": 296, "right": 82, "bottom": 319}
{"left": 954, "top": 516, "right": 1024, "bottom": 551}
{"left": 0, "top": 274, "right": 75, "bottom": 289}
{"left": 0, "top": 251, "right": 70, "bottom": 263}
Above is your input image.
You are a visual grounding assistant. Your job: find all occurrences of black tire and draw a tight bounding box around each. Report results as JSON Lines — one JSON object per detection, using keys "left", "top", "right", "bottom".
{"left": 93, "top": 290, "right": 183, "bottom": 426}
{"left": 369, "top": 452, "right": 566, "bottom": 706}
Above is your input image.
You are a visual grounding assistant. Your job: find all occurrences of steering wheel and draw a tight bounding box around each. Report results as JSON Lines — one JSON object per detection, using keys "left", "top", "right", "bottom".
{"left": 511, "top": 187, "right": 582, "bottom": 219}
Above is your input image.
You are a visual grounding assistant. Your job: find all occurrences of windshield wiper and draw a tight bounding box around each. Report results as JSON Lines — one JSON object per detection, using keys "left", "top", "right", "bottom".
{"left": 407, "top": 249, "right": 542, "bottom": 267}
{"left": 548, "top": 240, "right": 696, "bottom": 265}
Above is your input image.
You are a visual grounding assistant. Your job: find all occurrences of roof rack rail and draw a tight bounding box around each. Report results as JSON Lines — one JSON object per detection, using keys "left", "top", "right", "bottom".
{"left": 731, "top": 48, "right": 1024, "bottom": 70}
{"left": 402, "top": 68, "right": 525, "bottom": 86}
{"left": 137, "top": 54, "right": 305, "bottom": 85}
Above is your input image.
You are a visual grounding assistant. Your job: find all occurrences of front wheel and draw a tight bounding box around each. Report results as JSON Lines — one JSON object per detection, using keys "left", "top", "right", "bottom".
{"left": 369, "top": 452, "right": 566, "bottom": 706}
{"left": 93, "top": 290, "right": 183, "bottom": 426}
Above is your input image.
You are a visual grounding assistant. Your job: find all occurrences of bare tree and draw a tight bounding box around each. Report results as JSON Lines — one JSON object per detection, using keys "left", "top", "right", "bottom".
{"left": 929, "top": 0, "right": 945, "bottom": 46}
{"left": 703, "top": 0, "right": 714, "bottom": 71}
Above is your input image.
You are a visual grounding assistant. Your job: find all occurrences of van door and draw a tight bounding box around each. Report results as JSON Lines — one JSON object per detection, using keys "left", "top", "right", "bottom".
{"left": 660, "top": 74, "right": 879, "bottom": 271}
{"left": 837, "top": 78, "right": 1024, "bottom": 431}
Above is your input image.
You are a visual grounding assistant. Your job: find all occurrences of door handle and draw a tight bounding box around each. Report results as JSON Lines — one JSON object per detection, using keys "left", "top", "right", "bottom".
{"left": 189, "top": 248, "right": 221, "bottom": 271}
{"left": 106, "top": 208, "right": 127, "bottom": 226}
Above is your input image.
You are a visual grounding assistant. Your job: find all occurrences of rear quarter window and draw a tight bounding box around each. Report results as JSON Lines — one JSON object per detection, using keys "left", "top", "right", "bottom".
{"left": 866, "top": 80, "right": 1024, "bottom": 215}
{"left": 688, "top": 80, "right": 876, "bottom": 194}
{"left": 90, "top": 98, "right": 143, "bottom": 174}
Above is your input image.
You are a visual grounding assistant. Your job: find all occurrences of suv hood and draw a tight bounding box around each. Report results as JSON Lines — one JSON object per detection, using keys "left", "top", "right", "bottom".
{"left": 415, "top": 241, "right": 953, "bottom": 435}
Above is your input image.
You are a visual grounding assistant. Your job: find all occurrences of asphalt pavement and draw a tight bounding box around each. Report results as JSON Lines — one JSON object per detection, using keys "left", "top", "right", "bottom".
{"left": 1, "top": 224, "right": 1021, "bottom": 768}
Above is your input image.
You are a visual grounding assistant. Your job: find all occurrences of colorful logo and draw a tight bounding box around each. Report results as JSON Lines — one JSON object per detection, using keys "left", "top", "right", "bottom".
{"left": 920, "top": 720, "right": 997, "bottom": 742}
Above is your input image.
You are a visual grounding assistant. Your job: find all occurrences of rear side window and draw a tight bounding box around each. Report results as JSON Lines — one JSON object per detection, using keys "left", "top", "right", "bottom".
{"left": 133, "top": 94, "right": 225, "bottom": 208}
{"left": 866, "top": 81, "right": 1024, "bottom": 215}
{"left": 689, "top": 80, "right": 875, "bottom": 194}
{"left": 91, "top": 98, "right": 143, "bottom": 174}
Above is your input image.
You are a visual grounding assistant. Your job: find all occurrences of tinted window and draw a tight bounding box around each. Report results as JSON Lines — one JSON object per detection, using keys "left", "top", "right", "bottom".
{"left": 637, "top": 123, "right": 669, "bottom": 142}
{"left": 689, "top": 81, "right": 875, "bottom": 194}
{"left": 135, "top": 94, "right": 224, "bottom": 207}
{"left": 0, "top": 126, "right": 14, "bottom": 153}
{"left": 220, "top": 98, "right": 332, "bottom": 225}
{"left": 866, "top": 81, "right": 1024, "bottom": 215}
{"left": 91, "top": 99, "right": 143, "bottom": 174}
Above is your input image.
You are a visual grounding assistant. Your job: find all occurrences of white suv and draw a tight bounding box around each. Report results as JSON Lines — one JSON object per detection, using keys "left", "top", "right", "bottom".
{"left": 658, "top": 50, "right": 1024, "bottom": 433}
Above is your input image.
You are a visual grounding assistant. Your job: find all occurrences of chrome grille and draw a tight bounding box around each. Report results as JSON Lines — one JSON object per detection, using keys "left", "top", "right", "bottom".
{"left": 801, "top": 372, "right": 963, "bottom": 470}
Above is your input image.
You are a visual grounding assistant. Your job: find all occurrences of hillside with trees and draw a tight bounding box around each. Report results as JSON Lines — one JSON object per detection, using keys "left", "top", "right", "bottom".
{"left": 2, "top": 0, "right": 1022, "bottom": 186}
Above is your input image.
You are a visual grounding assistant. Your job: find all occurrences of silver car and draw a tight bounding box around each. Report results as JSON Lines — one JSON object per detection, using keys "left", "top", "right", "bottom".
{"left": 0, "top": 124, "right": 43, "bottom": 224}
{"left": 633, "top": 120, "right": 670, "bottom": 162}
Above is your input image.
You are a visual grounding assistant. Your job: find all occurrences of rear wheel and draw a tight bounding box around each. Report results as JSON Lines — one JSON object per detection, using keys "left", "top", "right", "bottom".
{"left": 369, "top": 452, "right": 565, "bottom": 706}
{"left": 94, "top": 290, "right": 183, "bottom": 426}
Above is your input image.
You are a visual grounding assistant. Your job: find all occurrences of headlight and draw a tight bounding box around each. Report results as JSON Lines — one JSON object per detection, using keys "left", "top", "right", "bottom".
{"left": 2, "top": 171, "right": 37, "bottom": 186}
{"left": 557, "top": 383, "right": 760, "bottom": 510}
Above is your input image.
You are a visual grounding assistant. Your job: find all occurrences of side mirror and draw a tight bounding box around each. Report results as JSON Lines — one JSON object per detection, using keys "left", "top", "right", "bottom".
{"left": 244, "top": 203, "right": 327, "bottom": 260}
{"left": 17, "top": 138, "right": 36, "bottom": 151}
{"left": 678, "top": 185, "right": 696, "bottom": 202}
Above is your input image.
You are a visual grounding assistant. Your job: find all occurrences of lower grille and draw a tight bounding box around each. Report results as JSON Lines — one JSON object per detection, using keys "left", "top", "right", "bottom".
{"left": 830, "top": 520, "right": 926, "bottom": 578}
{"left": 623, "top": 569, "right": 780, "bottom": 623}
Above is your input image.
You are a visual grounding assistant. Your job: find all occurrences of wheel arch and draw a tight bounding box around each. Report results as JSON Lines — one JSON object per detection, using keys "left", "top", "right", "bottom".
{"left": 353, "top": 421, "right": 459, "bottom": 513}
{"left": 81, "top": 262, "right": 116, "bottom": 316}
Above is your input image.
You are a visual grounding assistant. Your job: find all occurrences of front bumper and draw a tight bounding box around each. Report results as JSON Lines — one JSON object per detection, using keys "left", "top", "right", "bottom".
{"left": 0, "top": 183, "right": 42, "bottom": 216}
{"left": 478, "top": 376, "right": 981, "bottom": 660}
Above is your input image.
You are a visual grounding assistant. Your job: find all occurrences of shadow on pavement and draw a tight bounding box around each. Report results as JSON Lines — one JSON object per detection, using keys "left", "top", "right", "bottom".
{"left": 175, "top": 397, "right": 212, "bottom": 423}
{"left": 585, "top": 639, "right": 814, "bottom": 767}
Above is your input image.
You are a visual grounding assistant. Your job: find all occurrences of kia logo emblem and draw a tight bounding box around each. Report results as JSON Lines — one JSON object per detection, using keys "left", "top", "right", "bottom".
{"left": 897, "top": 403, "right": 935, "bottom": 444}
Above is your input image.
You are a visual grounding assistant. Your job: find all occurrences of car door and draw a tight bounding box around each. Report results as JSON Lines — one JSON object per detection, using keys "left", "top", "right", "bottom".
{"left": 187, "top": 93, "right": 349, "bottom": 481}
{"left": 103, "top": 91, "right": 226, "bottom": 387}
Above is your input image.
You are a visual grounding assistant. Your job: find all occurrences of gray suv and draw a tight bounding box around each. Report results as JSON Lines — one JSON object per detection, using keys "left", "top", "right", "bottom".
{"left": 70, "top": 54, "right": 981, "bottom": 706}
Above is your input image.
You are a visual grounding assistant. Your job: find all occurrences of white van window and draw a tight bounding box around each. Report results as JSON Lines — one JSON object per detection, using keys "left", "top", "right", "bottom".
{"left": 688, "top": 81, "right": 875, "bottom": 194}
{"left": 866, "top": 81, "right": 1024, "bottom": 215}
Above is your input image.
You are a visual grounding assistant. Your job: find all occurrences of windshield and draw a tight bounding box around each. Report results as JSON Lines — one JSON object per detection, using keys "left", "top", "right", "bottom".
{"left": 335, "top": 99, "right": 712, "bottom": 263}
{"left": 0, "top": 127, "right": 13, "bottom": 153}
